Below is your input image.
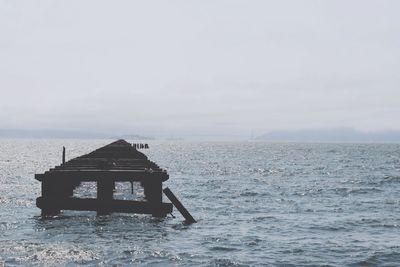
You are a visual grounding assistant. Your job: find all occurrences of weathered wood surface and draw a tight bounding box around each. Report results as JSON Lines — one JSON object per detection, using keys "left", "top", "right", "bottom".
{"left": 35, "top": 139, "right": 168, "bottom": 182}
{"left": 37, "top": 197, "right": 173, "bottom": 216}
{"left": 35, "top": 170, "right": 168, "bottom": 182}
{"left": 163, "top": 187, "right": 196, "bottom": 223}
{"left": 36, "top": 139, "right": 173, "bottom": 217}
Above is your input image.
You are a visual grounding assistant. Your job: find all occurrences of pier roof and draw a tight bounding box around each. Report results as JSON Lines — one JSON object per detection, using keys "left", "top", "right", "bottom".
{"left": 35, "top": 139, "right": 168, "bottom": 182}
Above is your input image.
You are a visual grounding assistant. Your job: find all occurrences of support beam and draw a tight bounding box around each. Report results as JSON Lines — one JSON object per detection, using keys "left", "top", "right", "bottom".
{"left": 143, "top": 180, "right": 162, "bottom": 203}
{"left": 142, "top": 180, "right": 163, "bottom": 217}
{"left": 35, "top": 171, "right": 169, "bottom": 182}
{"left": 97, "top": 179, "right": 114, "bottom": 215}
{"left": 36, "top": 197, "right": 172, "bottom": 216}
{"left": 163, "top": 187, "right": 196, "bottom": 223}
{"left": 40, "top": 178, "right": 75, "bottom": 216}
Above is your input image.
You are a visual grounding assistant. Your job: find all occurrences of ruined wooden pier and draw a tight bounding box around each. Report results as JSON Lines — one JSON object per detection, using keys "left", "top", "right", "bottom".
{"left": 35, "top": 140, "right": 173, "bottom": 217}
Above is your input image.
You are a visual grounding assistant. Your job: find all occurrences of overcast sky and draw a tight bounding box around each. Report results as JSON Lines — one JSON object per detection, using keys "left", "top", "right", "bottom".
{"left": 1, "top": 1, "right": 399, "bottom": 138}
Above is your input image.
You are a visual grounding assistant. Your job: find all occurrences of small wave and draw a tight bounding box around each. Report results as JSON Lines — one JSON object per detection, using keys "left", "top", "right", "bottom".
{"left": 379, "top": 223, "right": 400, "bottom": 228}
{"left": 0, "top": 221, "right": 18, "bottom": 231}
{"left": 384, "top": 199, "right": 399, "bottom": 205}
{"left": 0, "top": 196, "right": 34, "bottom": 207}
{"left": 329, "top": 187, "right": 382, "bottom": 196}
{"left": 210, "top": 246, "right": 239, "bottom": 252}
{"left": 359, "top": 175, "right": 400, "bottom": 186}
{"left": 211, "top": 258, "right": 243, "bottom": 266}
{"left": 281, "top": 247, "right": 304, "bottom": 254}
{"left": 239, "top": 191, "right": 258, "bottom": 197}
{"left": 10, "top": 245, "right": 99, "bottom": 266}
{"left": 150, "top": 250, "right": 182, "bottom": 261}
{"left": 123, "top": 245, "right": 144, "bottom": 257}
{"left": 350, "top": 250, "right": 400, "bottom": 267}
{"left": 245, "top": 238, "right": 262, "bottom": 246}
{"left": 251, "top": 215, "right": 277, "bottom": 222}
{"left": 348, "top": 187, "right": 383, "bottom": 194}
{"left": 308, "top": 224, "right": 347, "bottom": 231}
{"left": 251, "top": 168, "right": 281, "bottom": 176}
{"left": 382, "top": 175, "right": 400, "bottom": 184}
{"left": 358, "top": 218, "right": 400, "bottom": 228}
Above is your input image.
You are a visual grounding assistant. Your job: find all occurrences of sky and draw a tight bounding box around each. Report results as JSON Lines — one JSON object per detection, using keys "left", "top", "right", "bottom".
{"left": 0, "top": 1, "right": 399, "bottom": 139}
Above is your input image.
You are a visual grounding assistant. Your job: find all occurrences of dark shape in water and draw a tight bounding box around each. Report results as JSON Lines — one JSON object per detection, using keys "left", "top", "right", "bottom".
{"left": 132, "top": 143, "right": 149, "bottom": 149}
{"left": 163, "top": 187, "right": 196, "bottom": 224}
{"left": 35, "top": 139, "right": 172, "bottom": 217}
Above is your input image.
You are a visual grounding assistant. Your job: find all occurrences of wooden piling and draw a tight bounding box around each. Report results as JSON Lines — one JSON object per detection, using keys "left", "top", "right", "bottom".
{"left": 142, "top": 180, "right": 163, "bottom": 217}
{"left": 62, "top": 146, "right": 66, "bottom": 164}
{"left": 163, "top": 187, "right": 196, "bottom": 223}
{"left": 40, "top": 179, "right": 61, "bottom": 216}
{"left": 97, "top": 179, "right": 114, "bottom": 215}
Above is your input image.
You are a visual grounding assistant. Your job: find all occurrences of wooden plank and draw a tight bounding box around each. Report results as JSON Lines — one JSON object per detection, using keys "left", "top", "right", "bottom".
{"left": 70, "top": 158, "right": 153, "bottom": 162}
{"left": 36, "top": 197, "right": 173, "bottom": 216}
{"left": 56, "top": 163, "right": 159, "bottom": 167}
{"left": 64, "top": 161, "right": 158, "bottom": 165}
{"left": 35, "top": 170, "right": 169, "bottom": 182}
{"left": 163, "top": 187, "right": 196, "bottom": 223}
{"left": 61, "top": 161, "right": 160, "bottom": 169}
{"left": 66, "top": 159, "right": 157, "bottom": 163}
{"left": 51, "top": 168, "right": 163, "bottom": 172}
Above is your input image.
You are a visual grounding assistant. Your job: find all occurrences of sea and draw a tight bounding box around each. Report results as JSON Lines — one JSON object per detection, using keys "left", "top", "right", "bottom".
{"left": 0, "top": 139, "right": 399, "bottom": 266}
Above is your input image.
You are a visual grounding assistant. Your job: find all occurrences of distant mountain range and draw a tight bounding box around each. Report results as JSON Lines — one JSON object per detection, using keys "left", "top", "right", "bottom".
{"left": 0, "top": 129, "right": 153, "bottom": 140}
{"left": 256, "top": 128, "right": 400, "bottom": 143}
{"left": 0, "top": 129, "right": 108, "bottom": 139}
{"left": 111, "top": 134, "right": 154, "bottom": 140}
{"left": 1, "top": 128, "right": 400, "bottom": 143}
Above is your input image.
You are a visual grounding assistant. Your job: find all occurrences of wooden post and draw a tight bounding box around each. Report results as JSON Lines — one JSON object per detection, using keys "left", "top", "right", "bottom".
{"left": 40, "top": 178, "right": 61, "bottom": 216}
{"left": 163, "top": 187, "right": 196, "bottom": 223}
{"left": 97, "top": 179, "right": 114, "bottom": 215}
{"left": 143, "top": 180, "right": 162, "bottom": 203}
{"left": 142, "top": 179, "right": 163, "bottom": 217}
{"left": 62, "top": 146, "right": 66, "bottom": 164}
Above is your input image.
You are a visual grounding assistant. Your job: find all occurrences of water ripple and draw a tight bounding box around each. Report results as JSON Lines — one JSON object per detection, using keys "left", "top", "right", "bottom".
{"left": 0, "top": 140, "right": 400, "bottom": 266}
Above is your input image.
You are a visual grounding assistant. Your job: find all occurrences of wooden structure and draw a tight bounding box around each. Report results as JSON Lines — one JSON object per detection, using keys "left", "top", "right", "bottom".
{"left": 163, "top": 187, "right": 196, "bottom": 223}
{"left": 35, "top": 140, "right": 172, "bottom": 217}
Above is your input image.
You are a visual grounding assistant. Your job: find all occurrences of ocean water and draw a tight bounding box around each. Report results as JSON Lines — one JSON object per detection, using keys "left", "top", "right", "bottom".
{"left": 0, "top": 139, "right": 399, "bottom": 266}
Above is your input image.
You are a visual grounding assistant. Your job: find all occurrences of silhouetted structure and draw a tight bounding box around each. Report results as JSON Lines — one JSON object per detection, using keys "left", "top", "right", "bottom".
{"left": 35, "top": 140, "right": 172, "bottom": 217}
{"left": 163, "top": 187, "right": 196, "bottom": 223}
{"left": 132, "top": 143, "right": 149, "bottom": 149}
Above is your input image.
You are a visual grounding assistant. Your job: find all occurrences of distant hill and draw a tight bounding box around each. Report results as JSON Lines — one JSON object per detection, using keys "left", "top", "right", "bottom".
{"left": 111, "top": 134, "right": 154, "bottom": 140}
{"left": 0, "top": 129, "right": 156, "bottom": 140}
{"left": 0, "top": 129, "right": 108, "bottom": 139}
{"left": 256, "top": 128, "right": 400, "bottom": 143}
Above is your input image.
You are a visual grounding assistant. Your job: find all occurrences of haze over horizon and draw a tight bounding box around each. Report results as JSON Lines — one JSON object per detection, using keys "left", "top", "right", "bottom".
{"left": 1, "top": 1, "right": 399, "bottom": 139}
